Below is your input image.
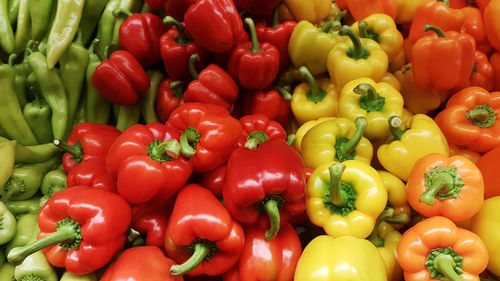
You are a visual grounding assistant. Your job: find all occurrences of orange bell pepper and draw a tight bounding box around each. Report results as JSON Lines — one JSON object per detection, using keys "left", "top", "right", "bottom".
{"left": 476, "top": 145, "right": 500, "bottom": 199}
{"left": 448, "top": 0, "right": 466, "bottom": 8}
{"left": 434, "top": 87, "right": 500, "bottom": 153}
{"left": 448, "top": 144, "right": 481, "bottom": 164}
{"left": 406, "top": 153, "right": 484, "bottom": 222}
{"left": 484, "top": 0, "right": 500, "bottom": 51}
{"left": 454, "top": 50, "right": 494, "bottom": 91}
{"left": 412, "top": 25, "right": 475, "bottom": 92}
{"left": 491, "top": 52, "right": 500, "bottom": 91}
{"left": 345, "top": 0, "right": 397, "bottom": 21}
{"left": 458, "top": 7, "right": 489, "bottom": 53}
{"left": 397, "top": 216, "right": 489, "bottom": 281}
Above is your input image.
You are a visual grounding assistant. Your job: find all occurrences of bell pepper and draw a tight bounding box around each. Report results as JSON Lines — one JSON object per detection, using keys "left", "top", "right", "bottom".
{"left": 184, "top": 0, "right": 243, "bottom": 53}
{"left": 92, "top": 50, "right": 151, "bottom": 106}
{"left": 53, "top": 123, "right": 121, "bottom": 173}
{"left": 338, "top": 78, "right": 404, "bottom": 142}
{"left": 282, "top": 0, "right": 331, "bottom": 23}
{"left": 184, "top": 54, "right": 240, "bottom": 110}
{"left": 195, "top": 164, "right": 226, "bottom": 197}
{"left": 381, "top": 72, "right": 402, "bottom": 91}
{"left": 475, "top": 145, "right": 500, "bottom": 198}
{"left": 395, "top": 0, "right": 423, "bottom": 23}
{"left": 0, "top": 140, "right": 15, "bottom": 188}
{"left": 306, "top": 161, "right": 387, "bottom": 238}
{"left": 459, "top": 7, "right": 490, "bottom": 54}
{"left": 239, "top": 88, "right": 292, "bottom": 128}
{"left": 434, "top": 87, "right": 500, "bottom": 153}
{"left": 406, "top": 153, "right": 484, "bottom": 222}
{"left": 412, "top": 25, "right": 476, "bottom": 92}
{"left": 40, "top": 169, "right": 67, "bottom": 207}
{"left": 160, "top": 16, "right": 208, "bottom": 81}
{"left": 115, "top": 10, "right": 165, "bottom": 66}
{"left": 448, "top": 144, "right": 481, "bottom": 164}
{"left": 7, "top": 186, "right": 132, "bottom": 274}
{"left": 377, "top": 114, "right": 449, "bottom": 181}
{"left": 327, "top": 26, "right": 389, "bottom": 89}
{"left": 131, "top": 202, "right": 172, "bottom": 249}
{"left": 346, "top": 0, "right": 397, "bottom": 21}
{"left": 470, "top": 196, "right": 500, "bottom": 276}
{"left": 228, "top": 18, "right": 280, "bottom": 90}
{"left": 397, "top": 216, "right": 488, "bottom": 281}
{"left": 66, "top": 158, "right": 116, "bottom": 193}
{"left": 237, "top": 114, "right": 286, "bottom": 149}
{"left": 484, "top": 0, "right": 500, "bottom": 52}
{"left": 164, "top": 0, "right": 195, "bottom": 21}
{"left": 166, "top": 103, "right": 242, "bottom": 173}
{"left": 408, "top": 0, "right": 464, "bottom": 43}
{"left": 300, "top": 117, "right": 373, "bottom": 169}
{"left": 156, "top": 79, "right": 185, "bottom": 123}
{"left": 223, "top": 139, "right": 306, "bottom": 240}
{"left": 491, "top": 52, "right": 500, "bottom": 91}
{"left": 14, "top": 251, "right": 58, "bottom": 281}
{"left": 394, "top": 64, "right": 448, "bottom": 114}
{"left": 223, "top": 223, "right": 302, "bottom": 281}
{"left": 378, "top": 170, "right": 411, "bottom": 230}
{"left": 233, "top": 0, "right": 281, "bottom": 18}
{"left": 294, "top": 235, "right": 387, "bottom": 281}
{"left": 455, "top": 51, "right": 494, "bottom": 91}
{"left": 165, "top": 184, "right": 245, "bottom": 276}
{"left": 60, "top": 271, "right": 98, "bottom": 281}
{"left": 101, "top": 246, "right": 183, "bottom": 281}
{"left": 0, "top": 201, "right": 16, "bottom": 245}
{"left": 105, "top": 123, "right": 193, "bottom": 204}
{"left": 351, "top": 14, "right": 404, "bottom": 64}
{"left": 290, "top": 67, "right": 339, "bottom": 125}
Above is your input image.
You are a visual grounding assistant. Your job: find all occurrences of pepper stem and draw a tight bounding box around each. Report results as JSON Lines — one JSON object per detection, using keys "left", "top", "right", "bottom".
{"left": 264, "top": 199, "right": 280, "bottom": 240}
{"left": 353, "top": 83, "right": 385, "bottom": 112}
{"left": 163, "top": 16, "right": 191, "bottom": 45}
{"left": 442, "top": 0, "right": 450, "bottom": 7}
{"left": 1, "top": 178, "right": 25, "bottom": 203}
{"left": 328, "top": 164, "right": 347, "bottom": 206}
{"left": 465, "top": 104, "right": 497, "bottom": 128}
{"left": 244, "top": 131, "right": 269, "bottom": 150}
{"left": 384, "top": 212, "right": 410, "bottom": 224}
{"left": 179, "top": 127, "right": 200, "bottom": 159}
{"left": 274, "top": 87, "right": 292, "bottom": 101}
{"left": 367, "top": 207, "right": 395, "bottom": 247}
{"left": 339, "top": 26, "right": 367, "bottom": 60}
{"left": 298, "top": 66, "right": 326, "bottom": 103}
{"left": 388, "top": 116, "right": 404, "bottom": 140}
{"left": 53, "top": 140, "right": 83, "bottom": 163}
{"left": 148, "top": 139, "right": 181, "bottom": 162}
{"left": 420, "top": 167, "right": 463, "bottom": 205}
{"left": 7, "top": 218, "right": 81, "bottom": 266}
{"left": 8, "top": 54, "right": 17, "bottom": 66}
{"left": 170, "top": 243, "right": 210, "bottom": 276}
{"left": 189, "top": 53, "right": 199, "bottom": 80}
{"left": 433, "top": 254, "right": 463, "bottom": 281}
{"left": 337, "top": 117, "right": 367, "bottom": 158}
{"left": 271, "top": 6, "right": 280, "bottom": 29}
{"left": 244, "top": 18, "right": 263, "bottom": 53}
{"left": 286, "top": 134, "right": 296, "bottom": 146}
{"left": 424, "top": 25, "right": 446, "bottom": 38}
{"left": 358, "top": 21, "right": 369, "bottom": 38}
{"left": 170, "top": 81, "right": 184, "bottom": 99}
{"left": 112, "top": 8, "right": 133, "bottom": 18}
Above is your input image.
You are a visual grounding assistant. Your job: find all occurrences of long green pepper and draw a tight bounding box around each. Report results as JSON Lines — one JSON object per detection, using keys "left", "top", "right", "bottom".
{"left": 22, "top": 84, "right": 54, "bottom": 144}
{"left": 0, "top": 137, "right": 60, "bottom": 164}
{"left": 4, "top": 197, "right": 40, "bottom": 216}
{"left": 0, "top": 262, "right": 14, "bottom": 281}
{"left": 39, "top": 169, "right": 66, "bottom": 207}
{"left": 13, "top": 0, "right": 30, "bottom": 55}
{"left": 142, "top": 70, "right": 164, "bottom": 124}
{"left": 97, "top": 0, "right": 121, "bottom": 46}
{"left": 115, "top": 104, "right": 142, "bottom": 132}
{"left": 0, "top": 140, "right": 15, "bottom": 188}
{"left": 0, "top": 201, "right": 16, "bottom": 245}
{"left": 86, "top": 41, "right": 111, "bottom": 124}
{"left": 79, "top": 0, "right": 111, "bottom": 46}
{"left": 0, "top": 0, "right": 14, "bottom": 53}
{"left": 29, "top": 0, "right": 53, "bottom": 41}
{"left": 6, "top": 213, "right": 37, "bottom": 253}
{"left": 7, "top": 0, "right": 19, "bottom": 26}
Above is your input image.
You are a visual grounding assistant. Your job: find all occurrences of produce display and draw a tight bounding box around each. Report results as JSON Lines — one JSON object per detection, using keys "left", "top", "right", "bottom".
{"left": 0, "top": 0, "right": 500, "bottom": 280}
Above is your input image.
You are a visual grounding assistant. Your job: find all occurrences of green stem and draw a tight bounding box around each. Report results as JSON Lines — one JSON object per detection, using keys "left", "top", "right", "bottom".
{"left": 420, "top": 168, "right": 463, "bottom": 205}
{"left": 112, "top": 8, "right": 133, "bottom": 18}
{"left": 321, "top": 21, "right": 336, "bottom": 33}
{"left": 328, "top": 164, "right": 346, "bottom": 206}
{"left": 264, "top": 199, "right": 280, "bottom": 240}
{"left": 384, "top": 212, "right": 410, "bottom": 224}
{"left": 367, "top": 208, "right": 395, "bottom": 247}
{"left": 53, "top": 140, "right": 83, "bottom": 163}
{"left": 274, "top": 87, "right": 292, "bottom": 101}
{"left": 388, "top": 116, "right": 405, "bottom": 141}
{"left": 271, "top": 6, "right": 280, "bottom": 29}
{"left": 339, "top": 26, "right": 366, "bottom": 59}
{"left": 189, "top": 53, "right": 199, "bottom": 80}
{"left": 286, "top": 134, "right": 296, "bottom": 146}
{"left": 8, "top": 54, "right": 17, "bottom": 66}
{"left": 424, "top": 25, "right": 446, "bottom": 38}
{"left": 170, "top": 243, "right": 210, "bottom": 276}
{"left": 353, "top": 83, "right": 385, "bottom": 112}
{"left": 338, "top": 117, "right": 367, "bottom": 158}
{"left": 244, "top": 131, "right": 269, "bottom": 150}
{"left": 163, "top": 16, "right": 191, "bottom": 45}
{"left": 441, "top": 0, "right": 450, "bottom": 7}
{"left": 465, "top": 104, "right": 497, "bottom": 127}
{"left": 298, "top": 66, "right": 326, "bottom": 103}
{"left": 148, "top": 139, "right": 181, "bottom": 162}
{"left": 244, "top": 18, "right": 263, "bottom": 53}
{"left": 433, "top": 254, "right": 463, "bottom": 281}
{"left": 358, "top": 21, "right": 369, "bottom": 38}
{"left": 179, "top": 127, "right": 200, "bottom": 159}
{"left": 170, "top": 81, "right": 184, "bottom": 99}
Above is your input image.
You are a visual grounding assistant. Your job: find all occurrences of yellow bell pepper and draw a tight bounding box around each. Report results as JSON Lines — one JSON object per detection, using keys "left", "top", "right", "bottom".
{"left": 377, "top": 114, "right": 449, "bottom": 181}
{"left": 306, "top": 161, "right": 387, "bottom": 238}
{"left": 289, "top": 19, "right": 345, "bottom": 75}
{"left": 293, "top": 117, "right": 336, "bottom": 154}
{"left": 300, "top": 117, "right": 373, "bottom": 169}
{"left": 394, "top": 64, "right": 448, "bottom": 114}
{"left": 338, "top": 78, "right": 404, "bottom": 142}
{"left": 378, "top": 170, "right": 411, "bottom": 230}
{"left": 327, "top": 26, "right": 389, "bottom": 89}
{"left": 395, "top": 0, "right": 423, "bottom": 24}
{"left": 381, "top": 72, "right": 402, "bottom": 91}
{"left": 283, "top": 0, "right": 332, "bottom": 24}
{"left": 351, "top": 14, "right": 404, "bottom": 63}
{"left": 319, "top": 1, "right": 342, "bottom": 26}
{"left": 294, "top": 235, "right": 388, "bottom": 281}
{"left": 291, "top": 67, "right": 339, "bottom": 125}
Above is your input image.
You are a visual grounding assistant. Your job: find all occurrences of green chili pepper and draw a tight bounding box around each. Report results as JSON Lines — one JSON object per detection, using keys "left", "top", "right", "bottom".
{"left": 1, "top": 157, "right": 58, "bottom": 202}
{"left": 0, "top": 261, "right": 14, "bottom": 280}
{"left": 59, "top": 30, "right": 89, "bottom": 138}
{"left": 141, "top": 70, "right": 164, "bottom": 124}
{"left": 79, "top": 0, "right": 111, "bottom": 46}
{"left": 0, "top": 0, "right": 15, "bottom": 53}
{"left": 73, "top": 95, "right": 88, "bottom": 127}
{"left": 23, "top": 86, "right": 54, "bottom": 145}
{"left": 6, "top": 213, "right": 37, "bottom": 253}
{"left": 111, "top": 0, "right": 143, "bottom": 44}
{"left": 61, "top": 271, "right": 98, "bottom": 281}
{"left": 140, "top": 1, "right": 152, "bottom": 13}
{"left": 96, "top": 0, "right": 120, "bottom": 46}
{"left": 12, "top": 51, "right": 33, "bottom": 108}
{"left": 0, "top": 201, "right": 16, "bottom": 245}
{"left": 115, "top": 103, "right": 142, "bottom": 132}
{"left": 0, "top": 139, "right": 60, "bottom": 164}
{"left": 0, "top": 56, "right": 38, "bottom": 146}
{"left": 13, "top": 0, "right": 30, "bottom": 55}
{"left": 4, "top": 197, "right": 40, "bottom": 216}
{"left": 29, "top": 0, "right": 53, "bottom": 41}
{"left": 86, "top": 41, "right": 111, "bottom": 124}
{"left": 7, "top": 0, "right": 19, "bottom": 25}
{"left": 39, "top": 169, "right": 66, "bottom": 207}
{"left": 14, "top": 251, "right": 58, "bottom": 281}
{"left": 27, "top": 50, "right": 68, "bottom": 141}
{"left": 0, "top": 140, "right": 15, "bottom": 188}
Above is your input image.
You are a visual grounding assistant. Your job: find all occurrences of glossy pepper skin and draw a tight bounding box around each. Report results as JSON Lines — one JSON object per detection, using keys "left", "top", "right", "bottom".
{"left": 395, "top": 0, "right": 423, "bottom": 24}
{"left": 457, "top": 51, "right": 494, "bottom": 91}
{"left": 92, "top": 50, "right": 151, "bottom": 106}
{"left": 237, "top": 114, "right": 286, "bottom": 148}
{"left": 184, "top": 0, "right": 244, "bottom": 53}
{"left": 378, "top": 114, "right": 449, "bottom": 181}
{"left": 484, "top": 0, "right": 500, "bottom": 51}
{"left": 66, "top": 158, "right": 116, "bottom": 193}
{"left": 378, "top": 170, "right": 411, "bottom": 230}
{"left": 300, "top": 117, "right": 373, "bottom": 169}
{"left": 165, "top": 184, "right": 245, "bottom": 277}
{"left": 166, "top": 103, "right": 242, "bottom": 173}
{"left": 0, "top": 201, "right": 16, "bottom": 245}
{"left": 116, "top": 11, "right": 166, "bottom": 66}
{"left": 223, "top": 223, "right": 302, "bottom": 281}
{"left": 459, "top": 7, "right": 490, "bottom": 54}
{"left": 7, "top": 186, "right": 132, "bottom": 274}
{"left": 156, "top": 79, "right": 185, "bottom": 123}
{"left": 434, "top": 87, "right": 500, "bottom": 153}
{"left": 101, "top": 246, "right": 183, "bottom": 281}
{"left": 239, "top": 88, "right": 291, "bottom": 128}
{"left": 294, "top": 235, "right": 387, "bottom": 281}
{"left": 54, "top": 123, "right": 121, "bottom": 173}
{"left": 234, "top": 0, "right": 281, "bottom": 18}
{"left": 131, "top": 203, "right": 172, "bottom": 248}
{"left": 306, "top": 161, "right": 387, "bottom": 238}
{"left": 223, "top": 139, "right": 305, "bottom": 240}
{"left": 476, "top": 145, "right": 500, "bottom": 198}
{"left": 345, "top": 0, "right": 397, "bottom": 21}
{"left": 164, "top": 0, "right": 195, "bottom": 21}
{"left": 412, "top": 26, "right": 475, "bottom": 92}
{"left": 282, "top": 0, "right": 331, "bottom": 24}
{"left": 397, "top": 216, "right": 488, "bottom": 281}
{"left": 106, "top": 123, "right": 193, "bottom": 204}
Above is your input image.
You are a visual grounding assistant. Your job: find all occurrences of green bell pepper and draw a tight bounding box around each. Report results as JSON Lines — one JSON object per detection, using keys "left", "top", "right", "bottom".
{"left": 0, "top": 201, "right": 16, "bottom": 245}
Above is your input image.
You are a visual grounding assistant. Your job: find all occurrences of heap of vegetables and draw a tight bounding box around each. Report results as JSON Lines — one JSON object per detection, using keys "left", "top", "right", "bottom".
{"left": 0, "top": 0, "right": 500, "bottom": 280}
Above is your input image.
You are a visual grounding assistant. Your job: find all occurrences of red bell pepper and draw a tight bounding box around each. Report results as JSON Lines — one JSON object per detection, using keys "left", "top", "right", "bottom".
{"left": 184, "top": 0, "right": 244, "bottom": 53}
{"left": 115, "top": 10, "right": 166, "bottom": 66}
{"left": 458, "top": 7, "right": 491, "bottom": 55}
{"left": 53, "top": 123, "right": 121, "bottom": 173}
{"left": 239, "top": 88, "right": 292, "bottom": 128}
{"left": 228, "top": 18, "right": 280, "bottom": 90}
{"left": 484, "top": 0, "right": 500, "bottom": 51}
{"left": 223, "top": 139, "right": 306, "bottom": 240}
{"left": 195, "top": 164, "right": 226, "bottom": 197}
{"left": 468, "top": 51, "right": 494, "bottom": 91}
{"left": 237, "top": 114, "right": 286, "bottom": 149}
{"left": 165, "top": 184, "right": 245, "bottom": 277}
{"left": 184, "top": 54, "right": 240, "bottom": 110}
{"left": 106, "top": 123, "right": 193, "bottom": 205}
{"left": 166, "top": 102, "right": 242, "bottom": 173}
{"left": 101, "top": 246, "right": 183, "bottom": 281}
{"left": 492, "top": 52, "right": 500, "bottom": 91}
{"left": 131, "top": 202, "right": 173, "bottom": 249}
{"left": 156, "top": 79, "right": 186, "bottom": 123}
{"left": 92, "top": 50, "right": 151, "bottom": 106}
{"left": 66, "top": 157, "right": 116, "bottom": 193}
{"left": 255, "top": 9, "right": 296, "bottom": 70}
{"left": 165, "top": 0, "right": 196, "bottom": 21}
{"left": 145, "top": 0, "right": 166, "bottom": 10}
{"left": 7, "top": 186, "right": 132, "bottom": 274}
{"left": 234, "top": 0, "right": 281, "bottom": 20}
{"left": 223, "top": 223, "right": 302, "bottom": 281}
{"left": 161, "top": 16, "right": 208, "bottom": 81}
{"left": 345, "top": 0, "right": 397, "bottom": 21}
